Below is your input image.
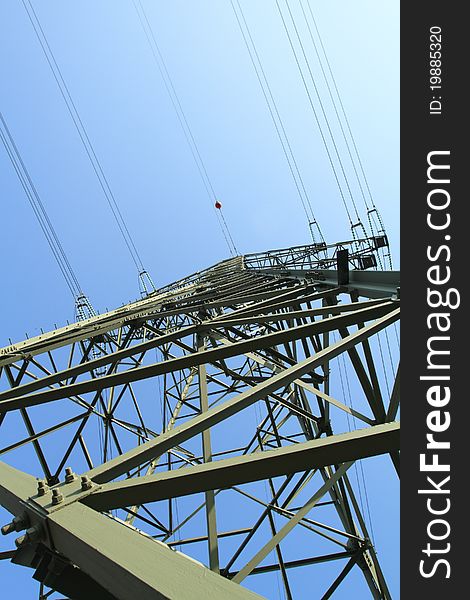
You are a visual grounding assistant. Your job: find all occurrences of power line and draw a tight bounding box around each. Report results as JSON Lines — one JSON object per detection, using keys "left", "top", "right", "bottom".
{"left": 0, "top": 112, "right": 79, "bottom": 298}
{"left": 275, "top": 0, "right": 360, "bottom": 230}
{"left": 231, "top": 0, "right": 326, "bottom": 247}
{"left": 298, "top": 0, "right": 369, "bottom": 214}
{"left": 0, "top": 111, "right": 96, "bottom": 321}
{"left": 132, "top": 0, "right": 238, "bottom": 256}
{"left": 303, "top": 0, "right": 393, "bottom": 267}
{"left": 335, "top": 332, "right": 376, "bottom": 546}
{"left": 21, "top": 0, "right": 150, "bottom": 277}
{"left": 305, "top": 0, "right": 376, "bottom": 213}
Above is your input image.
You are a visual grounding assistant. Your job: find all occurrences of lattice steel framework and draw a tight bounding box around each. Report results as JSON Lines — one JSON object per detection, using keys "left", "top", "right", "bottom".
{"left": 0, "top": 240, "right": 400, "bottom": 599}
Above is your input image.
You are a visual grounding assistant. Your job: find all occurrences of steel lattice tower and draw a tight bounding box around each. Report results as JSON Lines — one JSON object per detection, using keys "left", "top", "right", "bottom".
{"left": 0, "top": 240, "right": 399, "bottom": 599}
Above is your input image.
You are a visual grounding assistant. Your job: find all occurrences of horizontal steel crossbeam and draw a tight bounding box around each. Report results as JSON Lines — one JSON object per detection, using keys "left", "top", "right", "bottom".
{"left": 0, "top": 301, "right": 397, "bottom": 413}
{"left": 85, "top": 307, "right": 400, "bottom": 484}
{"left": 0, "top": 463, "right": 263, "bottom": 600}
{"left": 83, "top": 423, "right": 399, "bottom": 511}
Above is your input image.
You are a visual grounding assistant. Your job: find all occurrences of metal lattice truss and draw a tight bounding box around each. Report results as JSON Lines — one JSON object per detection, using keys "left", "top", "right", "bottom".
{"left": 0, "top": 243, "right": 400, "bottom": 599}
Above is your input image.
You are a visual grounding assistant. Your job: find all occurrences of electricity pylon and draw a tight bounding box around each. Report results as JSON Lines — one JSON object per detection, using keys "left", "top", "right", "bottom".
{"left": 0, "top": 239, "right": 399, "bottom": 599}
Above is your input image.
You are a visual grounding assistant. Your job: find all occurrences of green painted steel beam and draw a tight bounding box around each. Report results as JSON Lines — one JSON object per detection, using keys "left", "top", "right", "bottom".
{"left": 253, "top": 269, "right": 399, "bottom": 300}
{"left": 82, "top": 423, "right": 399, "bottom": 511}
{"left": 204, "top": 298, "right": 388, "bottom": 328}
{"left": 232, "top": 462, "right": 353, "bottom": 583}
{"left": 0, "top": 301, "right": 397, "bottom": 413}
{"left": 47, "top": 502, "right": 264, "bottom": 600}
{"left": 85, "top": 307, "right": 399, "bottom": 484}
{"left": 0, "top": 290, "right": 359, "bottom": 404}
{"left": 0, "top": 462, "right": 264, "bottom": 600}
{"left": 0, "top": 461, "right": 39, "bottom": 516}
{"left": 0, "top": 277, "right": 320, "bottom": 368}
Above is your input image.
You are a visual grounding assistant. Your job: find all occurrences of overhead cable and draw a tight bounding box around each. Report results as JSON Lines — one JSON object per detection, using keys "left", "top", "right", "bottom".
{"left": 275, "top": 0, "right": 360, "bottom": 232}
{"left": 0, "top": 111, "right": 96, "bottom": 319}
{"left": 0, "top": 112, "right": 79, "bottom": 297}
{"left": 133, "top": 0, "right": 238, "bottom": 256}
{"left": 21, "top": 0, "right": 152, "bottom": 280}
{"left": 303, "top": 0, "right": 393, "bottom": 268}
{"left": 231, "top": 0, "right": 326, "bottom": 248}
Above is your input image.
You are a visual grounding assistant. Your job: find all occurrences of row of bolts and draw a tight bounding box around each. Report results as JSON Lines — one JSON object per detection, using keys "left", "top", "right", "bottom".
{"left": 1, "top": 467, "right": 93, "bottom": 548}
{"left": 37, "top": 467, "right": 94, "bottom": 502}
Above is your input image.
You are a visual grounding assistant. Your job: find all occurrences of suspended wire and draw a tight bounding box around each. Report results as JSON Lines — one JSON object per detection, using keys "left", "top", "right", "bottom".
{"left": 1, "top": 112, "right": 97, "bottom": 320}
{"left": 134, "top": 0, "right": 236, "bottom": 254}
{"left": 232, "top": 0, "right": 317, "bottom": 233}
{"left": 393, "top": 322, "right": 400, "bottom": 350}
{"left": 376, "top": 332, "right": 391, "bottom": 398}
{"left": 134, "top": 0, "right": 237, "bottom": 256}
{"left": 0, "top": 112, "right": 79, "bottom": 298}
{"left": 384, "top": 328, "right": 396, "bottom": 376}
{"left": 21, "top": 0, "right": 148, "bottom": 274}
{"left": 283, "top": 0, "right": 361, "bottom": 222}
{"left": 251, "top": 368, "right": 284, "bottom": 599}
{"left": 305, "top": 0, "right": 378, "bottom": 213}
{"left": 334, "top": 332, "right": 375, "bottom": 545}
{"left": 231, "top": 0, "right": 325, "bottom": 247}
{"left": 304, "top": 0, "right": 393, "bottom": 268}
{"left": 334, "top": 339, "right": 367, "bottom": 528}
{"left": 297, "top": 0, "right": 369, "bottom": 214}
{"left": 274, "top": 0, "right": 357, "bottom": 230}
{"left": 132, "top": 0, "right": 238, "bottom": 256}
{"left": 217, "top": 208, "right": 238, "bottom": 256}
{"left": 357, "top": 458, "right": 376, "bottom": 546}
{"left": 339, "top": 341, "right": 376, "bottom": 546}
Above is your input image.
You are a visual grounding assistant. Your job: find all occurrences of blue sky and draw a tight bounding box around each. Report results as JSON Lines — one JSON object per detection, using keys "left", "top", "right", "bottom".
{"left": 0, "top": 1, "right": 399, "bottom": 598}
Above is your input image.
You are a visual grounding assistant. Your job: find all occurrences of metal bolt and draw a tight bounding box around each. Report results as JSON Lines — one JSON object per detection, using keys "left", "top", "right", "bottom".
{"left": 51, "top": 489, "right": 64, "bottom": 505}
{"left": 37, "top": 479, "right": 48, "bottom": 497}
{"left": 15, "top": 525, "right": 43, "bottom": 548}
{"left": 14, "top": 534, "right": 27, "bottom": 547}
{"left": 1, "top": 522, "right": 16, "bottom": 536}
{"left": 1, "top": 515, "right": 29, "bottom": 536}
{"left": 80, "top": 476, "right": 93, "bottom": 491}
{"left": 64, "top": 467, "right": 76, "bottom": 483}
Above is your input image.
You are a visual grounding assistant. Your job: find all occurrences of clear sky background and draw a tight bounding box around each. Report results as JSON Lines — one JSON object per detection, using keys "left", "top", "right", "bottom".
{"left": 0, "top": 1, "right": 399, "bottom": 598}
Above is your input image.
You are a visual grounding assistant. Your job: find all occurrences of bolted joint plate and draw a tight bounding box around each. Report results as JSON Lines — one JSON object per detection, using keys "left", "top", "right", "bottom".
{"left": 30, "top": 475, "right": 102, "bottom": 514}
{"left": 0, "top": 460, "right": 102, "bottom": 556}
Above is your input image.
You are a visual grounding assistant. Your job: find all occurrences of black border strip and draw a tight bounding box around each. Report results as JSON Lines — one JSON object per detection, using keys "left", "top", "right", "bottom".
{"left": 401, "top": 3, "right": 465, "bottom": 597}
